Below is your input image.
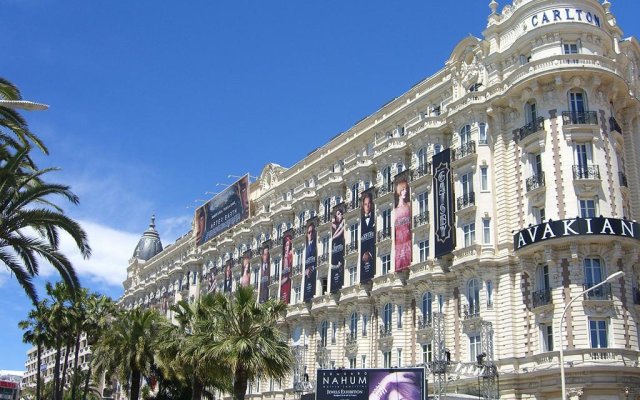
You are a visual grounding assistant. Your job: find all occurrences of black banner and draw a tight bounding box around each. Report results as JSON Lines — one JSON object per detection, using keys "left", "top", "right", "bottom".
{"left": 258, "top": 241, "right": 271, "bottom": 303}
{"left": 514, "top": 217, "right": 640, "bottom": 250}
{"left": 223, "top": 259, "right": 233, "bottom": 294}
{"left": 433, "top": 148, "right": 455, "bottom": 258}
{"left": 280, "top": 230, "right": 293, "bottom": 304}
{"left": 330, "top": 204, "right": 345, "bottom": 293}
{"left": 360, "top": 188, "right": 376, "bottom": 283}
{"left": 316, "top": 368, "right": 425, "bottom": 400}
{"left": 304, "top": 218, "right": 318, "bottom": 302}
{"left": 394, "top": 170, "right": 412, "bottom": 271}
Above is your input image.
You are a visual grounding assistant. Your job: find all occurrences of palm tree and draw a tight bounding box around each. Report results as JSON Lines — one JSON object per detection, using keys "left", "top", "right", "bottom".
{"left": 93, "top": 307, "right": 162, "bottom": 400}
{"left": 45, "top": 282, "right": 75, "bottom": 400}
{"left": 81, "top": 294, "right": 115, "bottom": 400}
{"left": 19, "top": 300, "right": 52, "bottom": 400}
{"left": 0, "top": 147, "right": 91, "bottom": 303}
{"left": 193, "top": 286, "right": 293, "bottom": 400}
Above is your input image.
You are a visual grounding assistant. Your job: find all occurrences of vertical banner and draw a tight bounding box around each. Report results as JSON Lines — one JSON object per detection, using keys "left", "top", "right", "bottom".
{"left": 304, "top": 218, "right": 318, "bottom": 302}
{"left": 258, "top": 241, "right": 272, "bottom": 303}
{"left": 330, "top": 204, "right": 345, "bottom": 293}
{"left": 240, "top": 251, "right": 252, "bottom": 287}
{"left": 205, "top": 263, "right": 219, "bottom": 294}
{"left": 223, "top": 259, "right": 233, "bottom": 293}
{"left": 394, "top": 170, "right": 412, "bottom": 272}
{"left": 280, "top": 230, "right": 293, "bottom": 304}
{"left": 433, "top": 148, "right": 455, "bottom": 258}
{"left": 359, "top": 188, "right": 376, "bottom": 283}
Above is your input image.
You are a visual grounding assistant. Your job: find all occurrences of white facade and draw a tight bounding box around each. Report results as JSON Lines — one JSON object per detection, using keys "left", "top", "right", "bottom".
{"left": 121, "top": 1, "right": 640, "bottom": 398}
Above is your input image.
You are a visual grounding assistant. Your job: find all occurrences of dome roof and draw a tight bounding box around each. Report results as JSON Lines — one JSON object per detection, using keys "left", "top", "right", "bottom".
{"left": 132, "top": 215, "right": 163, "bottom": 261}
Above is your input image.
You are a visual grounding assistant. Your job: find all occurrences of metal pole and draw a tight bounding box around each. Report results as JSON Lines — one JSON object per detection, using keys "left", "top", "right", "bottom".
{"left": 559, "top": 271, "right": 624, "bottom": 399}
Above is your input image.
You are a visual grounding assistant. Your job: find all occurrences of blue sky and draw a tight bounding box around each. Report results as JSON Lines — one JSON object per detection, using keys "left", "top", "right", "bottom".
{"left": 2, "top": 0, "right": 639, "bottom": 371}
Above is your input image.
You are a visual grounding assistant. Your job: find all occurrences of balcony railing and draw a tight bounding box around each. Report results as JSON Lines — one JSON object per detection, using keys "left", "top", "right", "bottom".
{"left": 379, "top": 324, "right": 393, "bottom": 338}
{"left": 583, "top": 282, "right": 612, "bottom": 300}
{"left": 457, "top": 192, "right": 475, "bottom": 211}
{"left": 573, "top": 165, "right": 600, "bottom": 180}
{"left": 417, "top": 315, "right": 432, "bottom": 330}
{"left": 293, "top": 265, "right": 303, "bottom": 276}
{"left": 562, "top": 111, "right": 598, "bottom": 125}
{"left": 378, "top": 185, "right": 393, "bottom": 197}
{"left": 346, "top": 242, "right": 358, "bottom": 255}
{"left": 318, "top": 254, "right": 328, "bottom": 265}
{"left": 463, "top": 303, "right": 480, "bottom": 319}
{"left": 452, "top": 141, "right": 476, "bottom": 161}
{"left": 345, "top": 333, "right": 358, "bottom": 345}
{"left": 526, "top": 173, "right": 545, "bottom": 192}
{"left": 619, "top": 172, "right": 628, "bottom": 187}
{"left": 517, "top": 117, "right": 545, "bottom": 141}
{"left": 532, "top": 288, "right": 552, "bottom": 308}
{"left": 346, "top": 201, "right": 359, "bottom": 212}
{"left": 413, "top": 211, "right": 429, "bottom": 227}
{"left": 294, "top": 226, "right": 305, "bottom": 237}
{"left": 377, "top": 227, "right": 391, "bottom": 242}
{"left": 609, "top": 116, "right": 622, "bottom": 133}
{"left": 412, "top": 163, "right": 432, "bottom": 181}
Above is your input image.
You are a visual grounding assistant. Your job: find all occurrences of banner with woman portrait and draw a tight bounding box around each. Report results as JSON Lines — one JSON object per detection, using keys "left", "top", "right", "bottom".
{"left": 223, "top": 258, "right": 234, "bottom": 293}
{"left": 303, "top": 218, "right": 318, "bottom": 302}
{"left": 280, "top": 230, "right": 294, "bottom": 304}
{"left": 330, "top": 204, "right": 345, "bottom": 293}
{"left": 394, "top": 171, "right": 412, "bottom": 272}
{"left": 258, "top": 241, "right": 272, "bottom": 303}
{"left": 359, "top": 188, "right": 376, "bottom": 283}
{"left": 240, "top": 250, "right": 252, "bottom": 288}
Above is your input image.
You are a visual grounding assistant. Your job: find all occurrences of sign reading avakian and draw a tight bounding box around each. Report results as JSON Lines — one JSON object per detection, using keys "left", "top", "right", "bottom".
{"left": 528, "top": 7, "right": 602, "bottom": 29}
{"left": 514, "top": 217, "right": 639, "bottom": 251}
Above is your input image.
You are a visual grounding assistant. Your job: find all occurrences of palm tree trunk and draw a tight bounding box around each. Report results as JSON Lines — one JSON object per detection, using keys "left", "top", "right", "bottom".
{"left": 59, "top": 341, "right": 72, "bottom": 400}
{"left": 130, "top": 369, "right": 142, "bottom": 400}
{"left": 70, "top": 330, "right": 82, "bottom": 400}
{"left": 232, "top": 368, "right": 248, "bottom": 400}
{"left": 81, "top": 362, "right": 92, "bottom": 400}
{"left": 53, "top": 340, "right": 62, "bottom": 400}
{"left": 36, "top": 343, "right": 42, "bottom": 400}
{"left": 191, "top": 376, "right": 203, "bottom": 400}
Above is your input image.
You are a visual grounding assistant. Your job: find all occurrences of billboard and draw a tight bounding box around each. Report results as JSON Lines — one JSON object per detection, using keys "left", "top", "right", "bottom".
{"left": 394, "top": 170, "right": 412, "bottom": 272}
{"left": 195, "top": 175, "right": 250, "bottom": 246}
{"left": 280, "top": 229, "right": 293, "bottom": 304}
{"left": 258, "top": 241, "right": 271, "bottom": 303}
{"left": 330, "top": 203, "right": 345, "bottom": 293}
{"left": 205, "top": 263, "right": 219, "bottom": 294}
{"left": 316, "top": 368, "right": 425, "bottom": 400}
{"left": 433, "top": 148, "right": 455, "bottom": 258}
{"left": 223, "top": 259, "right": 233, "bottom": 293}
{"left": 304, "top": 218, "right": 318, "bottom": 302}
{"left": 359, "top": 188, "right": 376, "bottom": 283}
{"left": 240, "top": 250, "right": 252, "bottom": 287}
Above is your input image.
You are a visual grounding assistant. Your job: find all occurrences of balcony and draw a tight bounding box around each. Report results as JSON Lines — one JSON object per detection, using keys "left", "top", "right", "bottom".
{"left": 378, "top": 185, "right": 393, "bottom": 197}
{"left": 293, "top": 265, "right": 303, "bottom": 276}
{"left": 416, "top": 315, "right": 432, "bottom": 330}
{"left": 573, "top": 165, "right": 600, "bottom": 180}
{"left": 457, "top": 192, "right": 475, "bottom": 211}
{"left": 377, "top": 227, "right": 391, "bottom": 242}
{"left": 517, "top": 117, "right": 545, "bottom": 142}
{"left": 532, "top": 288, "right": 552, "bottom": 308}
{"left": 345, "top": 333, "right": 358, "bottom": 345}
{"left": 379, "top": 324, "right": 393, "bottom": 338}
{"left": 583, "top": 283, "right": 612, "bottom": 300}
{"left": 463, "top": 303, "right": 480, "bottom": 320}
{"left": 318, "top": 253, "right": 329, "bottom": 265}
{"left": 346, "top": 242, "right": 358, "bottom": 255}
{"left": 411, "top": 163, "right": 432, "bottom": 182}
{"left": 413, "top": 211, "right": 429, "bottom": 228}
{"left": 452, "top": 141, "right": 476, "bottom": 162}
{"left": 562, "top": 111, "right": 598, "bottom": 126}
{"left": 526, "top": 173, "right": 545, "bottom": 192}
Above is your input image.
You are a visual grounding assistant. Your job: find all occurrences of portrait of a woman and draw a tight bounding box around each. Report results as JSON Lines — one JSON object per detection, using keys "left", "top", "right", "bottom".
{"left": 394, "top": 179, "right": 412, "bottom": 271}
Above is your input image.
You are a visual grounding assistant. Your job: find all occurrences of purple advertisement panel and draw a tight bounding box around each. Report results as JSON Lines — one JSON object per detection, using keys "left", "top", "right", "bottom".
{"left": 303, "top": 218, "right": 318, "bottom": 302}
{"left": 280, "top": 230, "right": 293, "bottom": 304}
{"left": 316, "top": 368, "right": 425, "bottom": 400}
{"left": 394, "top": 170, "right": 412, "bottom": 272}
{"left": 195, "top": 175, "right": 250, "bottom": 246}
{"left": 258, "top": 241, "right": 271, "bottom": 303}
{"left": 240, "top": 251, "right": 252, "bottom": 288}
{"left": 223, "top": 259, "right": 233, "bottom": 293}
{"left": 330, "top": 204, "right": 345, "bottom": 293}
{"left": 359, "top": 188, "right": 376, "bottom": 283}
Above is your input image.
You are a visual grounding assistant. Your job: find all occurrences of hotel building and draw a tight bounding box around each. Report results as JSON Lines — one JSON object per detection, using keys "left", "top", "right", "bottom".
{"left": 121, "top": 0, "right": 640, "bottom": 398}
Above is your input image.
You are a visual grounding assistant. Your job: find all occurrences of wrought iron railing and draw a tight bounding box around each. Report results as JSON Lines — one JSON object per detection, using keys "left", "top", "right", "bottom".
{"left": 526, "top": 173, "right": 545, "bottom": 192}
{"left": 417, "top": 315, "right": 432, "bottom": 330}
{"left": 573, "top": 165, "right": 600, "bottom": 180}
{"left": 583, "top": 282, "right": 612, "bottom": 300}
{"left": 345, "top": 333, "right": 358, "bottom": 345}
{"left": 463, "top": 303, "right": 480, "bottom": 319}
{"left": 562, "top": 111, "right": 598, "bottom": 125}
{"left": 412, "top": 163, "right": 432, "bottom": 181}
{"left": 532, "top": 288, "right": 552, "bottom": 308}
{"left": 413, "top": 211, "right": 429, "bottom": 227}
{"left": 377, "top": 227, "right": 392, "bottom": 242}
{"left": 379, "top": 324, "right": 393, "bottom": 338}
{"left": 457, "top": 192, "right": 475, "bottom": 211}
{"left": 378, "top": 184, "right": 393, "bottom": 197}
{"left": 517, "top": 117, "right": 545, "bottom": 141}
{"left": 346, "top": 242, "right": 358, "bottom": 255}
{"left": 452, "top": 141, "right": 476, "bottom": 161}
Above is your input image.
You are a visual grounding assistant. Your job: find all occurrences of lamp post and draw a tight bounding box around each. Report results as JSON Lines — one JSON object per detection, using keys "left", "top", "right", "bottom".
{"left": 559, "top": 270, "right": 624, "bottom": 399}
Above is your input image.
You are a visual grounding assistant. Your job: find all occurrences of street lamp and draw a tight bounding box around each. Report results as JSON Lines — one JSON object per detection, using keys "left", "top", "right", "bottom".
{"left": 559, "top": 270, "right": 624, "bottom": 399}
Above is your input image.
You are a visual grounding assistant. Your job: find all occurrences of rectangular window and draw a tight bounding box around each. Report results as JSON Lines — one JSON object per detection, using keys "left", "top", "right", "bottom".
{"left": 397, "top": 305, "right": 403, "bottom": 328}
{"left": 579, "top": 198, "right": 597, "bottom": 218}
{"left": 480, "top": 167, "right": 489, "bottom": 191}
{"left": 483, "top": 219, "right": 491, "bottom": 244}
{"left": 479, "top": 123, "right": 487, "bottom": 145}
{"left": 418, "top": 191, "right": 428, "bottom": 215}
{"left": 350, "top": 223, "right": 359, "bottom": 244}
{"left": 574, "top": 142, "right": 593, "bottom": 169}
{"left": 293, "top": 286, "right": 301, "bottom": 304}
{"left": 349, "top": 264, "right": 357, "bottom": 286}
{"left": 349, "top": 358, "right": 356, "bottom": 369}
{"left": 382, "top": 254, "right": 391, "bottom": 275}
{"left": 438, "top": 294, "right": 444, "bottom": 313}
{"left": 362, "top": 314, "right": 368, "bottom": 337}
{"left": 563, "top": 41, "right": 580, "bottom": 63}
{"left": 322, "top": 236, "right": 330, "bottom": 257}
{"left": 541, "top": 324, "right": 554, "bottom": 352}
{"left": 397, "top": 348, "right": 403, "bottom": 368}
{"left": 361, "top": 355, "right": 367, "bottom": 368}
{"left": 469, "top": 334, "right": 482, "bottom": 362}
{"left": 463, "top": 223, "right": 476, "bottom": 247}
{"left": 383, "top": 351, "right": 392, "bottom": 368}
{"left": 589, "top": 319, "right": 608, "bottom": 348}
{"left": 461, "top": 172, "right": 474, "bottom": 196}
{"left": 382, "top": 209, "right": 392, "bottom": 232}
{"left": 422, "top": 343, "right": 433, "bottom": 363}
{"left": 419, "top": 240, "right": 429, "bottom": 262}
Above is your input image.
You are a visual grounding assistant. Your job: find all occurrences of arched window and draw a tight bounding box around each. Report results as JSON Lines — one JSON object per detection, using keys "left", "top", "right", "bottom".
{"left": 351, "top": 183, "right": 360, "bottom": 208}
{"left": 383, "top": 303, "right": 393, "bottom": 331}
{"left": 382, "top": 166, "right": 392, "bottom": 191}
{"left": 298, "top": 211, "right": 306, "bottom": 227}
{"left": 417, "top": 148, "right": 427, "bottom": 169}
{"left": 320, "top": 320, "right": 328, "bottom": 347}
{"left": 467, "top": 278, "right": 480, "bottom": 316}
{"left": 460, "top": 125, "right": 471, "bottom": 146}
{"left": 478, "top": 122, "right": 487, "bottom": 144}
{"left": 323, "top": 198, "right": 331, "bottom": 221}
{"left": 396, "top": 162, "right": 405, "bottom": 173}
{"left": 434, "top": 143, "right": 442, "bottom": 154}
{"left": 421, "top": 292, "right": 433, "bottom": 323}
{"left": 350, "top": 312, "right": 358, "bottom": 339}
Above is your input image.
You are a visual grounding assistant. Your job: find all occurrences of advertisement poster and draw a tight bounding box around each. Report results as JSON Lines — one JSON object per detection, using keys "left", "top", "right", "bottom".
{"left": 195, "top": 175, "right": 250, "bottom": 246}
{"left": 330, "top": 204, "right": 345, "bottom": 293}
{"left": 205, "top": 263, "right": 219, "bottom": 294}
{"left": 258, "top": 241, "right": 271, "bottom": 303}
{"left": 433, "top": 148, "right": 455, "bottom": 258}
{"left": 304, "top": 218, "right": 318, "bottom": 302}
{"left": 280, "top": 230, "right": 293, "bottom": 304}
{"left": 394, "top": 170, "right": 412, "bottom": 272}
{"left": 359, "top": 188, "right": 376, "bottom": 283}
{"left": 240, "top": 251, "right": 252, "bottom": 287}
{"left": 223, "top": 258, "right": 233, "bottom": 294}
{"left": 316, "top": 368, "right": 425, "bottom": 400}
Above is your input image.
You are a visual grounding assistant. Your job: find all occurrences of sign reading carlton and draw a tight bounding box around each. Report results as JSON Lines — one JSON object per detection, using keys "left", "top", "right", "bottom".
{"left": 316, "top": 368, "right": 425, "bottom": 400}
